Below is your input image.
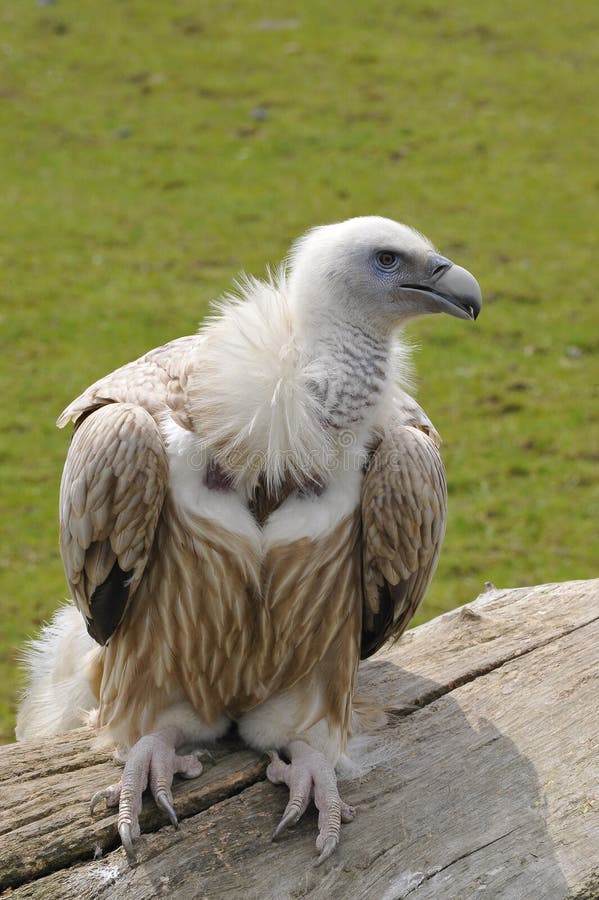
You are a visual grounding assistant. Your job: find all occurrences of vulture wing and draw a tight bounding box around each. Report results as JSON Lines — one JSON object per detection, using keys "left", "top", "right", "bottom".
{"left": 361, "top": 422, "right": 447, "bottom": 658}
{"left": 59, "top": 403, "right": 168, "bottom": 645}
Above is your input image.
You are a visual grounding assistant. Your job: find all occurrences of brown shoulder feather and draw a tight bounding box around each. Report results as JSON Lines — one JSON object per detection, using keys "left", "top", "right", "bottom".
{"left": 56, "top": 335, "right": 199, "bottom": 430}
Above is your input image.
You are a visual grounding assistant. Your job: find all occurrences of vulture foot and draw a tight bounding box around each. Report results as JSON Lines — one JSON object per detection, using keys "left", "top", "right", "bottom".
{"left": 90, "top": 729, "right": 204, "bottom": 867}
{"left": 267, "top": 740, "right": 355, "bottom": 866}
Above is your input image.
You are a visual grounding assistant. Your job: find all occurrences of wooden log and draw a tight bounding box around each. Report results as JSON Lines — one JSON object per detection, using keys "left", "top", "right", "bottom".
{"left": 1, "top": 578, "right": 598, "bottom": 899}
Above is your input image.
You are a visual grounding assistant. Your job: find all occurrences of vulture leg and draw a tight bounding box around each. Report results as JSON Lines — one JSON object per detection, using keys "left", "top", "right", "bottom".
{"left": 267, "top": 740, "right": 355, "bottom": 866}
{"left": 90, "top": 728, "right": 204, "bottom": 866}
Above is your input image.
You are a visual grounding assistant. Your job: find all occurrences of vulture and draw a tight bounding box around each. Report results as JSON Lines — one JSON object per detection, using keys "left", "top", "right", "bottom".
{"left": 16, "top": 216, "right": 481, "bottom": 866}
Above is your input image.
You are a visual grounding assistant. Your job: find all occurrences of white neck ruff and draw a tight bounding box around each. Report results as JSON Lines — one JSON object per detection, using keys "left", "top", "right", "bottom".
{"left": 185, "top": 271, "right": 412, "bottom": 492}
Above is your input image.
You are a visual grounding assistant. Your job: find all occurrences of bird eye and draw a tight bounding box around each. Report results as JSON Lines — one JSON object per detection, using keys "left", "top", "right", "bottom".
{"left": 375, "top": 251, "right": 399, "bottom": 271}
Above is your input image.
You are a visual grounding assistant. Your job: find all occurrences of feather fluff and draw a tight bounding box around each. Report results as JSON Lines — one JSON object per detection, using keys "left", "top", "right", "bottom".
{"left": 184, "top": 268, "right": 415, "bottom": 492}
{"left": 185, "top": 269, "right": 336, "bottom": 491}
{"left": 16, "top": 605, "right": 100, "bottom": 740}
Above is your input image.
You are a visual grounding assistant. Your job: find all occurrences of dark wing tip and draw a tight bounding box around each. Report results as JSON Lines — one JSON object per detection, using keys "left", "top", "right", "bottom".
{"left": 360, "top": 583, "right": 396, "bottom": 659}
{"left": 360, "top": 578, "right": 421, "bottom": 660}
{"left": 87, "top": 560, "right": 133, "bottom": 645}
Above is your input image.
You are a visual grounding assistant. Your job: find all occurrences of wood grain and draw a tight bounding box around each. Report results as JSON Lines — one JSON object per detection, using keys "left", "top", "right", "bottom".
{"left": 2, "top": 579, "right": 598, "bottom": 899}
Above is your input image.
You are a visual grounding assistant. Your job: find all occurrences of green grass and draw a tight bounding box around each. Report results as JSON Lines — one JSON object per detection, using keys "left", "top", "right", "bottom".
{"left": 1, "top": 0, "right": 598, "bottom": 743}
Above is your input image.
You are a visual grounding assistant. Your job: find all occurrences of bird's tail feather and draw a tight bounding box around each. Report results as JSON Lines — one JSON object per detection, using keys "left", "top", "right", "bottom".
{"left": 15, "top": 603, "right": 100, "bottom": 741}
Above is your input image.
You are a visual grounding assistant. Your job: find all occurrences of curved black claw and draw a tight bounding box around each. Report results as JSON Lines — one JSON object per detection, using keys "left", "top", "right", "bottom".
{"left": 316, "top": 836, "right": 338, "bottom": 867}
{"left": 155, "top": 789, "right": 178, "bottom": 829}
{"left": 90, "top": 789, "right": 110, "bottom": 816}
{"left": 118, "top": 822, "right": 137, "bottom": 867}
{"left": 90, "top": 783, "right": 121, "bottom": 816}
{"left": 271, "top": 805, "right": 302, "bottom": 841}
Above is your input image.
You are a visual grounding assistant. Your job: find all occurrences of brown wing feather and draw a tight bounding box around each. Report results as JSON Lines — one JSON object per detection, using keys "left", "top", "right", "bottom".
{"left": 361, "top": 423, "right": 447, "bottom": 658}
{"left": 59, "top": 402, "right": 168, "bottom": 644}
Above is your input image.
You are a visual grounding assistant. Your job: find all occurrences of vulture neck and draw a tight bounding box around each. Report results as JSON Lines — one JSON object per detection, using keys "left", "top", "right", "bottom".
{"left": 190, "top": 275, "right": 401, "bottom": 493}
{"left": 296, "top": 309, "right": 393, "bottom": 431}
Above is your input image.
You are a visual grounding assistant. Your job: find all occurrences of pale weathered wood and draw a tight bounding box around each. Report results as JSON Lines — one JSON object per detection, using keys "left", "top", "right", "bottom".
{"left": 1, "top": 579, "right": 598, "bottom": 899}
{"left": 0, "top": 739, "right": 265, "bottom": 891}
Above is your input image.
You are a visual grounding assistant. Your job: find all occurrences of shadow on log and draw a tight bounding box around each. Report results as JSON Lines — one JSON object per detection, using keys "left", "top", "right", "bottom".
{"left": 1, "top": 579, "right": 598, "bottom": 899}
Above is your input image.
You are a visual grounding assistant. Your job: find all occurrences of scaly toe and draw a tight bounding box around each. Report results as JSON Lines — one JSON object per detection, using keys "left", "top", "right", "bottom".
{"left": 174, "top": 751, "right": 204, "bottom": 780}
{"left": 341, "top": 800, "right": 356, "bottom": 823}
{"left": 266, "top": 750, "right": 290, "bottom": 785}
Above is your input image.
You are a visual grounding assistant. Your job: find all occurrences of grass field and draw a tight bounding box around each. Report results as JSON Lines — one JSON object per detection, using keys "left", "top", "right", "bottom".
{"left": 1, "top": 1, "right": 597, "bottom": 743}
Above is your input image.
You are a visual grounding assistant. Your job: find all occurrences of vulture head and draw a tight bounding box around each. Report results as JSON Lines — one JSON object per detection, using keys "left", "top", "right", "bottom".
{"left": 190, "top": 215, "right": 482, "bottom": 490}
{"left": 288, "top": 216, "right": 482, "bottom": 336}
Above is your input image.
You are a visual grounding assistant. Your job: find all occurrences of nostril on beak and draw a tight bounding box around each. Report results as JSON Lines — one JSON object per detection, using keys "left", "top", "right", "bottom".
{"left": 429, "top": 255, "right": 453, "bottom": 280}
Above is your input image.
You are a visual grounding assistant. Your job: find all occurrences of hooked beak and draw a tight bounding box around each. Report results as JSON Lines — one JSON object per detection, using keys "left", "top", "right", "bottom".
{"left": 400, "top": 259, "right": 482, "bottom": 321}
